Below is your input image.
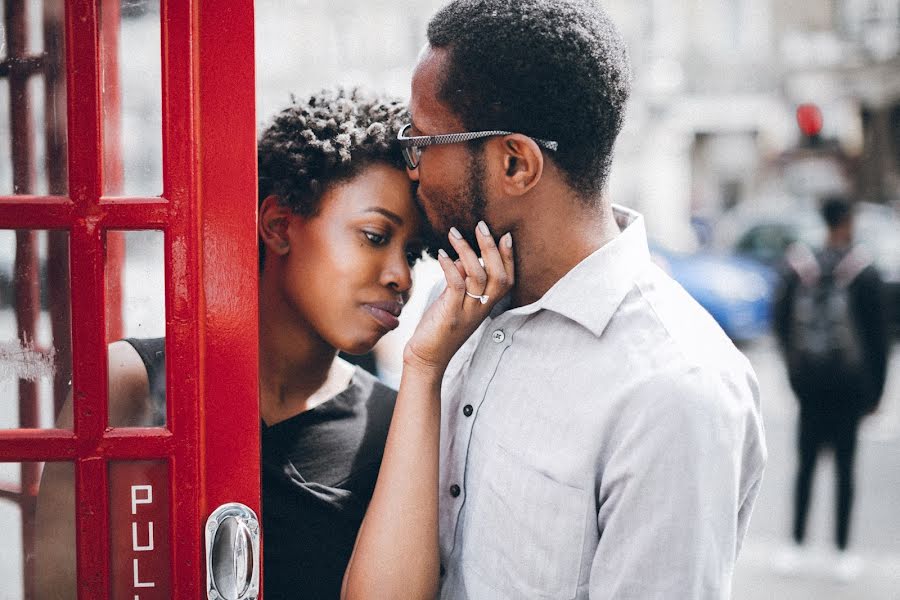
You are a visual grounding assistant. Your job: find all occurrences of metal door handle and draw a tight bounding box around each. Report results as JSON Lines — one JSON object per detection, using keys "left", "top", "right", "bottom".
{"left": 205, "top": 503, "right": 260, "bottom": 600}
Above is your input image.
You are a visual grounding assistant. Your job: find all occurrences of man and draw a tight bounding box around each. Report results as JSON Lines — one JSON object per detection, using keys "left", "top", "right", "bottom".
{"left": 773, "top": 196, "right": 889, "bottom": 580}
{"left": 399, "top": 0, "right": 767, "bottom": 597}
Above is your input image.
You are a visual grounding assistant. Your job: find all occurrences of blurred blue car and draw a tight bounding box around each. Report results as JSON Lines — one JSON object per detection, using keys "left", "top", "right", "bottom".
{"left": 650, "top": 243, "right": 775, "bottom": 343}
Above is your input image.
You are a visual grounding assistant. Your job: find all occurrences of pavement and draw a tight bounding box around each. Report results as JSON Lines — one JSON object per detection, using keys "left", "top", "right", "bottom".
{"left": 732, "top": 336, "right": 900, "bottom": 600}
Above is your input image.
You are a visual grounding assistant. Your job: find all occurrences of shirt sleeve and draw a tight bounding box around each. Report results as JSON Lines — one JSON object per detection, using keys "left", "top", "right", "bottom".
{"left": 589, "top": 365, "right": 767, "bottom": 599}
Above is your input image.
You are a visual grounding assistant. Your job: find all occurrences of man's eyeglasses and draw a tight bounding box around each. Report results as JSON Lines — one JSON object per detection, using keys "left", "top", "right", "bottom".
{"left": 397, "top": 123, "right": 558, "bottom": 170}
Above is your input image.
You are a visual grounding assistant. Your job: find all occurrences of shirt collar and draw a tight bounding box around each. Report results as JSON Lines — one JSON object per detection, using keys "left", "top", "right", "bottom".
{"left": 495, "top": 204, "right": 650, "bottom": 337}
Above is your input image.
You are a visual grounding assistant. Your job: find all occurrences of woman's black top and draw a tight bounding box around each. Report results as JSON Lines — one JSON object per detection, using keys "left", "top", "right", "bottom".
{"left": 123, "top": 338, "right": 397, "bottom": 600}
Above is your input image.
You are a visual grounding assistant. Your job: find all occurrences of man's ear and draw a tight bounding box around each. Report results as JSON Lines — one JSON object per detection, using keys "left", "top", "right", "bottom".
{"left": 258, "top": 194, "right": 293, "bottom": 256}
{"left": 495, "top": 134, "right": 544, "bottom": 197}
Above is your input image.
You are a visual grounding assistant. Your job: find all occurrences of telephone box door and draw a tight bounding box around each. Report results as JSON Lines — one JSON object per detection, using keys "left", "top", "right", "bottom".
{"left": 0, "top": 0, "right": 260, "bottom": 597}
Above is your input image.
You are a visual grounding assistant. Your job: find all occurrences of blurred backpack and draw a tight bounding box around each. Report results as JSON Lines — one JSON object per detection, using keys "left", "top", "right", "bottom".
{"left": 784, "top": 243, "right": 871, "bottom": 370}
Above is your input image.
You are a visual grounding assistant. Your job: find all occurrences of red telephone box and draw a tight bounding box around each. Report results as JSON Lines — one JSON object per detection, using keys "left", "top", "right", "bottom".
{"left": 0, "top": 0, "right": 260, "bottom": 597}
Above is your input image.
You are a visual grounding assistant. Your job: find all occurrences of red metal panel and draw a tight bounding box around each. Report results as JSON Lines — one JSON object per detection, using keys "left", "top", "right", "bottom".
{"left": 0, "top": 429, "right": 176, "bottom": 461}
{"left": 160, "top": 1, "right": 204, "bottom": 596}
{"left": 0, "top": 197, "right": 170, "bottom": 228}
{"left": 195, "top": 0, "right": 259, "bottom": 502}
{"left": 0, "top": 430, "right": 75, "bottom": 461}
{"left": 193, "top": 0, "right": 261, "bottom": 593}
{"left": 63, "top": 7, "right": 109, "bottom": 593}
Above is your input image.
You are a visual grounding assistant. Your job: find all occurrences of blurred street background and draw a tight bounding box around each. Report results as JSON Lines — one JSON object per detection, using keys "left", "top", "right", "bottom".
{"left": 253, "top": 2, "right": 900, "bottom": 598}
{"left": 2, "top": 0, "right": 899, "bottom": 598}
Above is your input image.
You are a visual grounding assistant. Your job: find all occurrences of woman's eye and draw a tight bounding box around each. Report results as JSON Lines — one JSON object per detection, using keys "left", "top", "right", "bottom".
{"left": 364, "top": 231, "right": 388, "bottom": 245}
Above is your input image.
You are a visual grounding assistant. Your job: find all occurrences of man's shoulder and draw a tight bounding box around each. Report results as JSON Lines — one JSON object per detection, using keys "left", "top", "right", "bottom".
{"left": 621, "top": 265, "right": 745, "bottom": 362}
{"left": 602, "top": 264, "right": 757, "bottom": 403}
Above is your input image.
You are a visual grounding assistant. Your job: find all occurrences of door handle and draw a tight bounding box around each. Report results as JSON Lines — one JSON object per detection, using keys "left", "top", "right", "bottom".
{"left": 205, "top": 503, "right": 260, "bottom": 600}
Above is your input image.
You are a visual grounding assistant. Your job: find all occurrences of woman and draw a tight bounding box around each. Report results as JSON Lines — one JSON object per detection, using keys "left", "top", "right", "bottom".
{"left": 35, "top": 88, "right": 511, "bottom": 599}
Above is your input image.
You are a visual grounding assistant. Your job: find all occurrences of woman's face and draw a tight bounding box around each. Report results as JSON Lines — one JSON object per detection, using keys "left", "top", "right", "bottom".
{"left": 278, "top": 163, "right": 424, "bottom": 354}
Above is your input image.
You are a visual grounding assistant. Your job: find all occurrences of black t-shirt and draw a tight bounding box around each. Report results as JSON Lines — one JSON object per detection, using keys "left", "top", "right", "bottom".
{"left": 123, "top": 338, "right": 397, "bottom": 599}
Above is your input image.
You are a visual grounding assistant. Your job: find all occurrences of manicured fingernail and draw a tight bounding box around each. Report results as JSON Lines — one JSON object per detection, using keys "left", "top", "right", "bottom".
{"left": 438, "top": 248, "right": 449, "bottom": 258}
{"left": 478, "top": 220, "right": 490, "bottom": 236}
{"left": 449, "top": 227, "right": 463, "bottom": 240}
{"left": 502, "top": 232, "right": 513, "bottom": 248}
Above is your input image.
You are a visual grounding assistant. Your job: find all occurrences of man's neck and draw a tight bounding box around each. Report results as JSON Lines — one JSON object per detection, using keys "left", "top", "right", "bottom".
{"left": 508, "top": 200, "right": 620, "bottom": 307}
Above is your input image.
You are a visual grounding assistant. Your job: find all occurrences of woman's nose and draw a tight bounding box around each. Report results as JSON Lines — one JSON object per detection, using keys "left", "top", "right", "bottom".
{"left": 382, "top": 251, "right": 413, "bottom": 294}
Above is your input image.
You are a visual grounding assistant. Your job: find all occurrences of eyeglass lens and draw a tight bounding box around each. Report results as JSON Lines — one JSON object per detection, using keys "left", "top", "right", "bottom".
{"left": 402, "top": 146, "right": 421, "bottom": 170}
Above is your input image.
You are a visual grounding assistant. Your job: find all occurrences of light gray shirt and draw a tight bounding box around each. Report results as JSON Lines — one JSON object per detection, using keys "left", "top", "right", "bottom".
{"left": 437, "top": 205, "right": 767, "bottom": 600}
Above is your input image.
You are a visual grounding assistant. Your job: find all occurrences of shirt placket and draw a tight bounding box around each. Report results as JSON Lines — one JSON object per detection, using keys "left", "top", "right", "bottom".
{"left": 444, "top": 313, "right": 523, "bottom": 558}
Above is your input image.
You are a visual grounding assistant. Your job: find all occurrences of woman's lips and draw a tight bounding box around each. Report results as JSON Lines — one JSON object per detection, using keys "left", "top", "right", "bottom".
{"left": 363, "top": 302, "right": 402, "bottom": 331}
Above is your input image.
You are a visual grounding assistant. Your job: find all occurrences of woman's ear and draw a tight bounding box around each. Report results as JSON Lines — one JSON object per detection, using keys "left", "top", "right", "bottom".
{"left": 497, "top": 134, "right": 544, "bottom": 197}
{"left": 258, "top": 194, "right": 292, "bottom": 256}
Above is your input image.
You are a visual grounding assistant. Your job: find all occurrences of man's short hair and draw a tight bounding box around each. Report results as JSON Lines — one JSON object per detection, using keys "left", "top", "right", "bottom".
{"left": 821, "top": 195, "right": 852, "bottom": 228}
{"left": 427, "top": 0, "right": 631, "bottom": 201}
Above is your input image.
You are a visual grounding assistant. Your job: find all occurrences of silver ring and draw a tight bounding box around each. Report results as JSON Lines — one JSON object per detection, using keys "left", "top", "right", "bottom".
{"left": 465, "top": 290, "right": 489, "bottom": 304}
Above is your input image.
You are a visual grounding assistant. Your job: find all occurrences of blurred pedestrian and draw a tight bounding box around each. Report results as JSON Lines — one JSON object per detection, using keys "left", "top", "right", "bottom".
{"left": 773, "top": 195, "right": 891, "bottom": 580}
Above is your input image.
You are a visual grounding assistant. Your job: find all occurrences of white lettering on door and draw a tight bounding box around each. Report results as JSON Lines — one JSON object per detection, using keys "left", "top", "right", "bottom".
{"left": 130, "top": 484, "right": 156, "bottom": 595}
{"left": 131, "top": 484, "right": 153, "bottom": 514}
{"left": 133, "top": 558, "right": 155, "bottom": 588}
{"left": 132, "top": 521, "right": 155, "bottom": 551}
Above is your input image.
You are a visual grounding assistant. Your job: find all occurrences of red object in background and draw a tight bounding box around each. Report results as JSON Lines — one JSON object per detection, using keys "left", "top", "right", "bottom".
{"left": 796, "top": 103, "right": 823, "bottom": 137}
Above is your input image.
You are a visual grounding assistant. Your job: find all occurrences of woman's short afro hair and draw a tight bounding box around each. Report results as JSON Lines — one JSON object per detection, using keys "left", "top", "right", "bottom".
{"left": 257, "top": 87, "right": 409, "bottom": 215}
{"left": 427, "top": 0, "right": 631, "bottom": 201}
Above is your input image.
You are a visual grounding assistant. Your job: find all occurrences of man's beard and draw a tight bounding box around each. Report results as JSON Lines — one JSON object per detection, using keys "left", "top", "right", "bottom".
{"left": 416, "top": 149, "right": 488, "bottom": 260}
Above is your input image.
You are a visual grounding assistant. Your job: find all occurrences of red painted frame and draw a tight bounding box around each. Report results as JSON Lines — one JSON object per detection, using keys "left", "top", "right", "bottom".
{"left": 0, "top": 0, "right": 259, "bottom": 596}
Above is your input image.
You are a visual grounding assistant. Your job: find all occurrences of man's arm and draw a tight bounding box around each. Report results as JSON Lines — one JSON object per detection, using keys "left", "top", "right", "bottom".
{"left": 589, "top": 365, "right": 766, "bottom": 599}
{"left": 33, "top": 341, "right": 153, "bottom": 599}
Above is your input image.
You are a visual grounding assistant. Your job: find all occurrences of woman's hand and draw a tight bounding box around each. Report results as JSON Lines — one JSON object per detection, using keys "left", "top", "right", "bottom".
{"left": 404, "top": 220, "right": 514, "bottom": 372}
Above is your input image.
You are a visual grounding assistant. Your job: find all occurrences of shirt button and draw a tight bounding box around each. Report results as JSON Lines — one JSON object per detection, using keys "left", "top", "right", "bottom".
{"left": 463, "top": 404, "right": 473, "bottom": 417}
{"left": 449, "top": 484, "right": 461, "bottom": 497}
{"left": 491, "top": 329, "right": 505, "bottom": 343}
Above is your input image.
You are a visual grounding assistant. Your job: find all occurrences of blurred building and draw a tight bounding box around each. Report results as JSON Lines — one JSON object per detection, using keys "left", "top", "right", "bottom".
{"left": 602, "top": 0, "right": 899, "bottom": 247}
{"left": 6, "top": 0, "right": 893, "bottom": 244}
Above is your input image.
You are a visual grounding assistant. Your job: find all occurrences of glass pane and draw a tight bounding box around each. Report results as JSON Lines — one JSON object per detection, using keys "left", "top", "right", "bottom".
{"left": 41, "top": 0, "right": 69, "bottom": 196}
{"left": 0, "top": 0, "right": 68, "bottom": 196}
{"left": 0, "top": 230, "right": 72, "bottom": 430}
{"left": 109, "top": 460, "right": 171, "bottom": 598}
{"left": 12, "top": 461, "right": 75, "bottom": 599}
{"left": 0, "top": 78, "right": 10, "bottom": 193}
{"left": 101, "top": 0, "right": 163, "bottom": 196}
{"left": 106, "top": 230, "right": 165, "bottom": 427}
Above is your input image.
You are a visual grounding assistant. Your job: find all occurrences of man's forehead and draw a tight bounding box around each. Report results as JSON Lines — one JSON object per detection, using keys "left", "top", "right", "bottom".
{"left": 409, "top": 46, "right": 462, "bottom": 132}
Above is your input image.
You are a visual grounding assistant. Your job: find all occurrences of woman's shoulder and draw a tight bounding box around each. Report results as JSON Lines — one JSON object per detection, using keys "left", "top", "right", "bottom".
{"left": 345, "top": 365, "right": 397, "bottom": 419}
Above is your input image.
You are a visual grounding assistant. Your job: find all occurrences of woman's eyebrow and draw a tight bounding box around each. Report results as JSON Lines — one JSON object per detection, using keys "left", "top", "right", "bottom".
{"left": 364, "top": 207, "right": 403, "bottom": 225}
